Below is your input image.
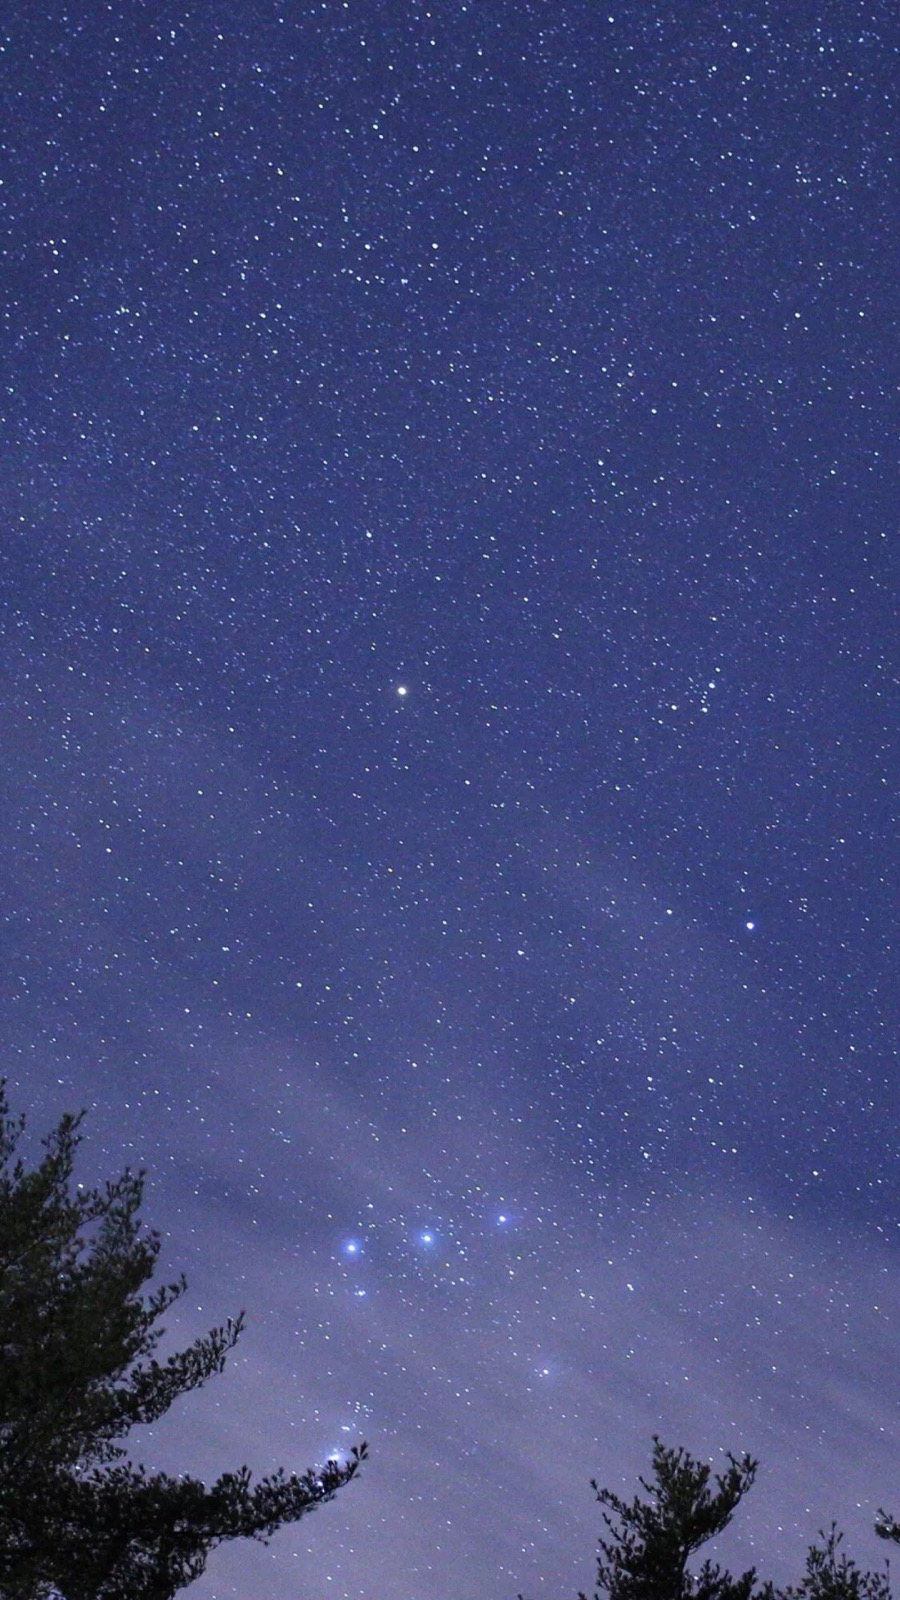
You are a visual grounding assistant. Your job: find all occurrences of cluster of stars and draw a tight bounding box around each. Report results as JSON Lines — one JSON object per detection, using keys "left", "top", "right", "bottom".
{"left": 0, "top": 1, "right": 894, "bottom": 1596}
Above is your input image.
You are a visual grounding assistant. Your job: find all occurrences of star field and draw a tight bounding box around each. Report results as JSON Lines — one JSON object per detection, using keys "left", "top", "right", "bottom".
{"left": 1, "top": 1, "right": 898, "bottom": 1596}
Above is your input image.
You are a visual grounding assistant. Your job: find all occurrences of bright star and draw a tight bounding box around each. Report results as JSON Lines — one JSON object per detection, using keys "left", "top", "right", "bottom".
{"left": 396, "top": 684, "right": 408, "bottom": 697}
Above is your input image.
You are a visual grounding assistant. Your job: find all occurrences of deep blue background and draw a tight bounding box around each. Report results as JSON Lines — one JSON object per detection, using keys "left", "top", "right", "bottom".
{"left": 1, "top": 2, "right": 897, "bottom": 1594}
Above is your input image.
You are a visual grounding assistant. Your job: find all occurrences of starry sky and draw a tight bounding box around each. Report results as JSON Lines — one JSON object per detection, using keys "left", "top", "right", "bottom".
{"left": 1, "top": 1, "right": 898, "bottom": 1595}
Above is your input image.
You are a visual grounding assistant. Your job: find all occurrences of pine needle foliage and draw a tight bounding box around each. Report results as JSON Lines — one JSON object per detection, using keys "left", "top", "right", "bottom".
{"left": 583, "top": 1437, "right": 762, "bottom": 1600}
{"left": 780, "top": 1526, "right": 891, "bottom": 1600}
{"left": 522, "top": 1439, "right": 897, "bottom": 1600}
{"left": 0, "top": 1087, "right": 365, "bottom": 1599}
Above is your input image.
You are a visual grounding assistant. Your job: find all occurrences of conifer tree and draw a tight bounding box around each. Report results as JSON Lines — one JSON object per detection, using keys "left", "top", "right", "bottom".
{"left": 0, "top": 1087, "right": 365, "bottom": 1599}
{"left": 582, "top": 1436, "right": 762, "bottom": 1600}
{"left": 780, "top": 1525, "right": 890, "bottom": 1600}
{"left": 528, "top": 1438, "right": 897, "bottom": 1600}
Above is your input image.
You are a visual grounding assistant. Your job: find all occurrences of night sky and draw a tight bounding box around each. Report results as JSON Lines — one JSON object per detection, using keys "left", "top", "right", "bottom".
{"left": 1, "top": 1, "right": 898, "bottom": 1596}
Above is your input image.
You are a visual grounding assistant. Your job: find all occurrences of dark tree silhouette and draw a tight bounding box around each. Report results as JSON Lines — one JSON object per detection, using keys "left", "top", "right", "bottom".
{"left": 780, "top": 1525, "right": 890, "bottom": 1600}
{"left": 0, "top": 1087, "right": 365, "bottom": 1599}
{"left": 583, "top": 1436, "right": 762, "bottom": 1600}
{"left": 522, "top": 1438, "right": 895, "bottom": 1600}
